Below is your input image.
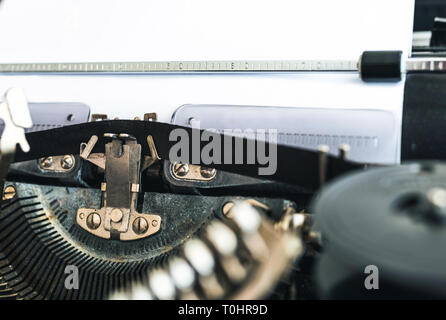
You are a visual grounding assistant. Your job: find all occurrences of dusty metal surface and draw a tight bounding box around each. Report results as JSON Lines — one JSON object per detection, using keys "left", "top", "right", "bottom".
{"left": 0, "top": 181, "right": 285, "bottom": 299}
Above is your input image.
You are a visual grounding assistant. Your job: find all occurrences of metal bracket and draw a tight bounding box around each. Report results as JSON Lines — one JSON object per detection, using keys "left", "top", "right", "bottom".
{"left": 38, "top": 155, "right": 76, "bottom": 172}
{"left": 77, "top": 133, "right": 161, "bottom": 241}
{"left": 142, "top": 135, "right": 160, "bottom": 171}
{"left": 0, "top": 88, "right": 32, "bottom": 198}
{"left": 171, "top": 162, "right": 216, "bottom": 181}
{"left": 91, "top": 114, "right": 108, "bottom": 122}
{"left": 80, "top": 135, "right": 105, "bottom": 170}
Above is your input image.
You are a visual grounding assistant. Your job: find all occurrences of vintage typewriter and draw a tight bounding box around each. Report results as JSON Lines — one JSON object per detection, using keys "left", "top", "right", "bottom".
{"left": 1, "top": 4, "right": 446, "bottom": 300}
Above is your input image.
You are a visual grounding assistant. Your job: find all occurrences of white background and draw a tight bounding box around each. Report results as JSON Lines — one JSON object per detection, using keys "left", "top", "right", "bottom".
{"left": 0, "top": 0, "right": 414, "bottom": 127}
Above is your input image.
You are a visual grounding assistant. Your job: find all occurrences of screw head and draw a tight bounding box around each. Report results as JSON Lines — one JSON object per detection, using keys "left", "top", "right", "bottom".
{"left": 133, "top": 217, "right": 149, "bottom": 234}
{"left": 173, "top": 162, "right": 189, "bottom": 177}
{"left": 2, "top": 185, "right": 16, "bottom": 201}
{"left": 39, "top": 157, "right": 53, "bottom": 169}
{"left": 60, "top": 155, "right": 75, "bottom": 170}
{"left": 110, "top": 208, "right": 123, "bottom": 223}
{"left": 200, "top": 167, "right": 216, "bottom": 179}
{"left": 86, "top": 212, "right": 101, "bottom": 230}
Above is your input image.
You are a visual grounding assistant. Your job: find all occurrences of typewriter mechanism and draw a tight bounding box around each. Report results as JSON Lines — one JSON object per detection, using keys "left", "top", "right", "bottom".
{"left": 0, "top": 89, "right": 309, "bottom": 300}
{"left": 1, "top": 72, "right": 446, "bottom": 300}
{"left": 2, "top": 2, "right": 446, "bottom": 300}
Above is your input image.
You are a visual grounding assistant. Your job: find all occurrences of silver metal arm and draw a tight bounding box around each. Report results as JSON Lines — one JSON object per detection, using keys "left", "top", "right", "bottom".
{"left": 0, "top": 60, "right": 358, "bottom": 74}
{"left": 0, "top": 55, "right": 444, "bottom": 78}
{"left": 0, "top": 88, "right": 32, "bottom": 199}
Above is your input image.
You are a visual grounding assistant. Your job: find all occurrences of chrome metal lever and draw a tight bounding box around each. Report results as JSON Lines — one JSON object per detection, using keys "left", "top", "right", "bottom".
{"left": 0, "top": 88, "right": 32, "bottom": 199}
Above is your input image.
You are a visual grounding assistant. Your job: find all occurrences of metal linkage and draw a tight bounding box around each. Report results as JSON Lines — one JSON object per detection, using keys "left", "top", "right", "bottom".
{"left": 77, "top": 133, "right": 161, "bottom": 241}
{"left": 109, "top": 201, "right": 303, "bottom": 300}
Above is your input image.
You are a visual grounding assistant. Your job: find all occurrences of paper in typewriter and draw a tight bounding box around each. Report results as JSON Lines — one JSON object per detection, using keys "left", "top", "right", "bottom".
{"left": 0, "top": 0, "right": 415, "bottom": 163}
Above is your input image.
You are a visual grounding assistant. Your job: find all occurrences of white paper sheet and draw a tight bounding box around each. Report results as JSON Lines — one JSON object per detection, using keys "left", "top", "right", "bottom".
{"left": 0, "top": 0, "right": 415, "bottom": 162}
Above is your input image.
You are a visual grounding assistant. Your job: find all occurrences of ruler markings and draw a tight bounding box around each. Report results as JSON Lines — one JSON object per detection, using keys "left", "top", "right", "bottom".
{"left": 0, "top": 59, "right": 361, "bottom": 73}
